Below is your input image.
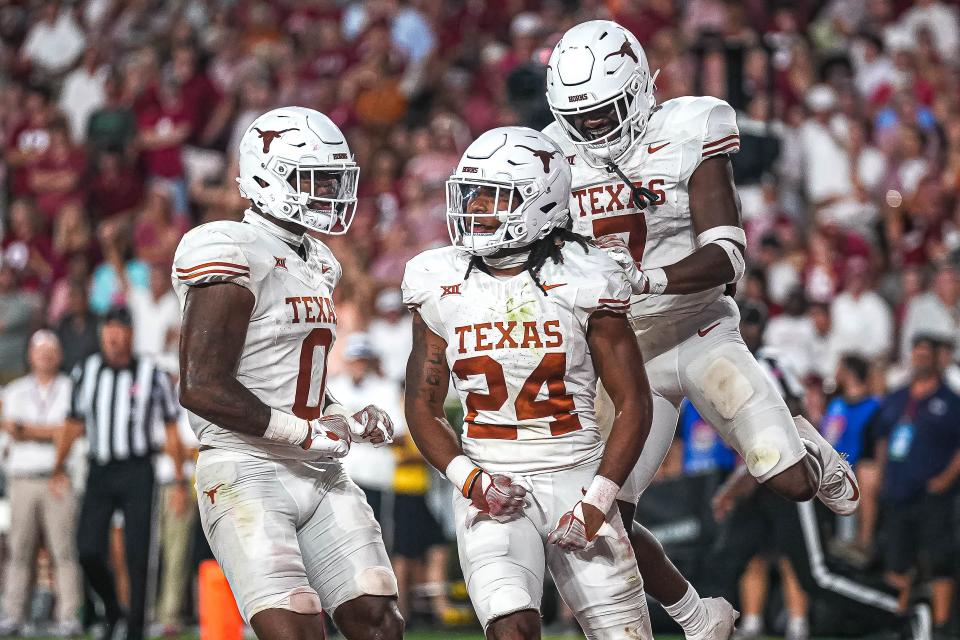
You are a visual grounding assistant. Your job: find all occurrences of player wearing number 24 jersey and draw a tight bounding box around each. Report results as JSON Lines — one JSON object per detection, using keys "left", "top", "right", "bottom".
{"left": 542, "top": 19, "right": 860, "bottom": 640}
{"left": 403, "top": 126, "right": 655, "bottom": 640}
{"left": 173, "top": 107, "right": 402, "bottom": 640}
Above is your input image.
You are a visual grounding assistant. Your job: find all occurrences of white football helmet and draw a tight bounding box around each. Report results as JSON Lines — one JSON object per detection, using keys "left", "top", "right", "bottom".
{"left": 237, "top": 106, "right": 358, "bottom": 234}
{"left": 546, "top": 20, "right": 658, "bottom": 167}
{"left": 446, "top": 127, "right": 571, "bottom": 257}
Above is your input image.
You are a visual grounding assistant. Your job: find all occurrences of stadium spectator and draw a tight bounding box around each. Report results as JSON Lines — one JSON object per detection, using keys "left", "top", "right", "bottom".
{"left": 671, "top": 400, "right": 737, "bottom": 477}
{"left": 763, "top": 289, "right": 819, "bottom": 378}
{"left": 153, "top": 412, "right": 199, "bottom": 636}
{"left": 127, "top": 263, "right": 180, "bottom": 372}
{"left": 828, "top": 256, "right": 894, "bottom": 367}
{"left": 2, "top": 198, "right": 58, "bottom": 293}
{"left": 55, "top": 281, "right": 99, "bottom": 373}
{"left": 18, "top": 2, "right": 86, "bottom": 78}
{"left": 0, "top": 330, "right": 82, "bottom": 637}
{"left": 26, "top": 121, "right": 87, "bottom": 224}
{"left": 4, "top": 85, "right": 54, "bottom": 200}
{"left": 86, "top": 73, "right": 137, "bottom": 157}
{"left": 333, "top": 334, "right": 402, "bottom": 530}
{"left": 59, "top": 46, "right": 107, "bottom": 144}
{"left": 134, "top": 74, "right": 192, "bottom": 217}
{"left": 88, "top": 221, "right": 148, "bottom": 316}
{"left": 871, "top": 334, "right": 960, "bottom": 631}
{"left": 900, "top": 263, "right": 959, "bottom": 362}
{"left": 821, "top": 355, "right": 883, "bottom": 562}
{"left": 0, "top": 265, "right": 41, "bottom": 384}
{"left": 367, "top": 288, "right": 412, "bottom": 385}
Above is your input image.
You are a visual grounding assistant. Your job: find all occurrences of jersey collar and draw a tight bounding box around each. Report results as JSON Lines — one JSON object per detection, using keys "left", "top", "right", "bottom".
{"left": 243, "top": 209, "right": 304, "bottom": 248}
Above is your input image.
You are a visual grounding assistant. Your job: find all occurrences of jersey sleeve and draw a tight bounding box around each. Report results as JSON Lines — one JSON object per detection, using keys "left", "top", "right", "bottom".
{"left": 401, "top": 252, "right": 446, "bottom": 338}
{"left": 573, "top": 252, "right": 633, "bottom": 327}
{"left": 678, "top": 98, "right": 740, "bottom": 181}
{"left": 700, "top": 99, "right": 740, "bottom": 161}
{"left": 173, "top": 227, "right": 252, "bottom": 291}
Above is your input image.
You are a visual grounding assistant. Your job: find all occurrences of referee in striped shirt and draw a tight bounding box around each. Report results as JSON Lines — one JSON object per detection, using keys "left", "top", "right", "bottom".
{"left": 51, "top": 307, "right": 188, "bottom": 640}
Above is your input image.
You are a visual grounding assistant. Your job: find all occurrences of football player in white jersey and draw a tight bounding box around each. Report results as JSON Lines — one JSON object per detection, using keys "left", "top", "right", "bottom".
{"left": 543, "top": 20, "right": 860, "bottom": 640}
{"left": 403, "top": 127, "right": 654, "bottom": 639}
{"left": 173, "top": 107, "right": 402, "bottom": 640}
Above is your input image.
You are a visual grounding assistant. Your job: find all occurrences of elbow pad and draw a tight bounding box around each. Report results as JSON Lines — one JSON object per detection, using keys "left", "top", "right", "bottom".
{"left": 697, "top": 226, "right": 746, "bottom": 284}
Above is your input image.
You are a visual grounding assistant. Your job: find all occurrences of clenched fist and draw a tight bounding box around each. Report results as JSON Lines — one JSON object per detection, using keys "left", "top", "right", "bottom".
{"left": 349, "top": 405, "right": 394, "bottom": 447}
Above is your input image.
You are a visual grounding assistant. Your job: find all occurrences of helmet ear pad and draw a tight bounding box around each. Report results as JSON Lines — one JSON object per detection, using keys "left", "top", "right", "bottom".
{"left": 235, "top": 106, "right": 360, "bottom": 235}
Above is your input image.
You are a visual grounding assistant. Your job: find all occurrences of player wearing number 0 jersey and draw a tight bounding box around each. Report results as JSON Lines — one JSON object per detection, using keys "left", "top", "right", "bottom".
{"left": 404, "top": 126, "right": 654, "bottom": 640}
{"left": 174, "top": 107, "right": 402, "bottom": 640}
{"left": 543, "top": 20, "right": 860, "bottom": 640}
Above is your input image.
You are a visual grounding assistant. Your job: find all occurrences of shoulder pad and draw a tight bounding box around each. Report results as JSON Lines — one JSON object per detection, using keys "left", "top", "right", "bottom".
{"left": 173, "top": 221, "right": 260, "bottom": 288}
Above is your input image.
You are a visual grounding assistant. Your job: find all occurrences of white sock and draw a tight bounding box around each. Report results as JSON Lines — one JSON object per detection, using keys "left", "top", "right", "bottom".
{"left": 739, "top": 613, "right": 763, "bottom": 634}
{"left": 662, "top": 583, "right": 708, "bottom": 637}
{"left": 787, "top": 616, "right": 809, "bottom": 638}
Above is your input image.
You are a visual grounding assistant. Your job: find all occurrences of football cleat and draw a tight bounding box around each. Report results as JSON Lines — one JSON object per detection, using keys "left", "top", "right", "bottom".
{"left": 795, "top": 415, "right": 860, "bottom": 516}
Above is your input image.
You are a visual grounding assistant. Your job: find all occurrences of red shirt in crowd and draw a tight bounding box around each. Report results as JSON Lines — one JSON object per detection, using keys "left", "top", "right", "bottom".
{"left": 136, "top": 104, "right": 191, "bottom": 179}
{"left": 6, "top": 123, "right": 50, "bottom": 196}
{"left": 28, "top": 147, "right": 87, "bottom": 221}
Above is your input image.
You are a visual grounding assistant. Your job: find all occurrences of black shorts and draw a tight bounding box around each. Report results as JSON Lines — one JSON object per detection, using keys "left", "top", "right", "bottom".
{"left": 882, "top": 493, "right": 956, "bottom": 577}
{"left": 393, "top": 493, "right": 446, "bottom": 560}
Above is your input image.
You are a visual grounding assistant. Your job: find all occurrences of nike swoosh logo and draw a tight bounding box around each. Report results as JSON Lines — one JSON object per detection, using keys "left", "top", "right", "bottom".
{"left": 846, "top": 471, "right": 860, "bottom": 502}
{"left": 648, "top": 142, "right": 669, "bottom": 154}
{"left": 697, "top": 321, "right": 721, "bottom": 337}
{"left": 542, "top": 282, "right": 567, "bottom": 291}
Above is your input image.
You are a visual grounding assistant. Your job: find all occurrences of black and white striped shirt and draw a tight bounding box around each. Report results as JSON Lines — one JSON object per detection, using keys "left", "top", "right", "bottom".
{"left": 69, "top": 354, "right": 178, "bottom": 465}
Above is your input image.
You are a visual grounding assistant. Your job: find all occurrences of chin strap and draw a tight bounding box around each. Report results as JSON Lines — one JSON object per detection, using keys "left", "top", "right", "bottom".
{"left": 482, "top": 249, "right": 531, "bottom": 269}
{"left": 605, "top": 161, "right": 659, "bottom": 210}
{"left": 243, "top": 209, "right": 305, "bottom": 247}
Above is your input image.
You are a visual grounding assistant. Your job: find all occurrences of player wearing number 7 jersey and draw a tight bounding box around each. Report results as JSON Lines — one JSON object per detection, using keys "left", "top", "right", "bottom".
{"left": 403, "top": 126, "right": 655, "bottom": 639}
{"left": 543, "top": 19, "right": 861, "bottom": 640}
{"left": 172, "top": 107, "right": 402, "bottom": 640}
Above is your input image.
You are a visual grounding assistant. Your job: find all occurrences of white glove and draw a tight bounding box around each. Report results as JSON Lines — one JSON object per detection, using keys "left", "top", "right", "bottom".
{"left": 470, "top": 471, "right": 527, "bottom": 520}
{"left": 300, "top": 416, "right": 352, "bottom": 458}
{"left": 348, "top": 405, "right": 394, "bottom": 447}
{"left": 595, "top": 235, "right": 648, "bottom": 295}
{"left": 546, "top": 501, "right": 618, "bottom": 551}
{"left": 595, "top": 234, "right": 666, "bottom": 296}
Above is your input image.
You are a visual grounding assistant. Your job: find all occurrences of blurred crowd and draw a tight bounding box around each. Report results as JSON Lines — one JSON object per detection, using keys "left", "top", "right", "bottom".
{"left": 0, "top": 0, "right": 959, "bottom": 637}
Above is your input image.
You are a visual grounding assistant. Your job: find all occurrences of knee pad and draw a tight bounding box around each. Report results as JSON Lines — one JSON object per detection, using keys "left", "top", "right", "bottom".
{"left": 357, "top": 566, "right": 398, "bottom": 597}
{"left": 742, "top": 425, "right": 806, "bottom": 483}
{"left": 486, "top": 586, "right": 534, "bottom": 625}
{"left": 694, "top": 356, "right": 755, "bottom": 420}
{"left": 286, "top": 587, "right": 323, "bottom": 615}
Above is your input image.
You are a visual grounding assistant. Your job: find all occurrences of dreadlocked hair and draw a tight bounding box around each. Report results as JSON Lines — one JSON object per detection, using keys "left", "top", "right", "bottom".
{"left": 463, "top": 227, "right": 593, "bottom": 296}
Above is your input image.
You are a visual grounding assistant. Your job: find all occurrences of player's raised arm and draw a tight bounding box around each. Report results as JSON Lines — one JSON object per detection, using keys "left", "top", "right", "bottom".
{"left": 658, "top": 155, "right": 744, "bottom": 294}
{"left": 179, "top": 282, "right": 271, "bottom": 436}
{"left": 404, "top": 311, "right": 526, "bottom": 519}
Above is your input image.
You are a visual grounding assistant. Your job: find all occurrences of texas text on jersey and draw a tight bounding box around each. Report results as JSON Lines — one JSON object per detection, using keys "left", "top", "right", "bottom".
{"left": 543, "top": 95, "right": 740, "bottom": 319}
{"left": 172, "top": 210, "right": 342, "bottom": 460}
{"left": 401, "top": 243, "right": 632, "bottom": 475}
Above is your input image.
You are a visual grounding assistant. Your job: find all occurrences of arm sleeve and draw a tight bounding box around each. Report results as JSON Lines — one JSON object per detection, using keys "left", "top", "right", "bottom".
{"left": 401, "top": 258, "right": 445, "bottom": 338}
{"left": 173, "top": 229, "right": 253, "bottom": 292}
{"left": 574, "top": 257, "right": 633, "bottom": 329}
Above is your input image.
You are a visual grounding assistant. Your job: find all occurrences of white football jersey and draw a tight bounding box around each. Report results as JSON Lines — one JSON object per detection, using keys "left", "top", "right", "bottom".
{"left": 172, "top": 210, "right": 342, "bottom": 460}
{"left": 402, "top": 243, "right": 632, "bottom": 475}
{"left": 543, "top": 96, "right": 741, "bottom": 319}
